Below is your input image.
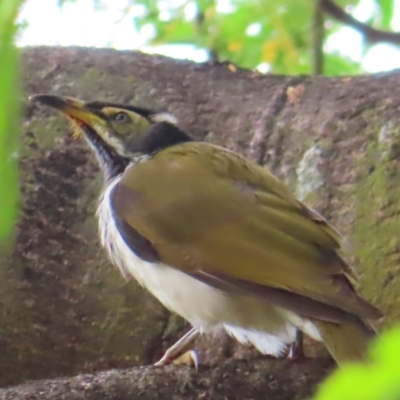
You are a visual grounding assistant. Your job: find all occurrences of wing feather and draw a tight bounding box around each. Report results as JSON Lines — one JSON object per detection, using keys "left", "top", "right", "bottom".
{"left": 113, "top": 142, "right": 382, "bottom": 321}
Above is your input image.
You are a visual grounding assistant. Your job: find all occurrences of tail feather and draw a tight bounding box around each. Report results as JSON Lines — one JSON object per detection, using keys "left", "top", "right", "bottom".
{"left": 314, "top": 319, "right": 376, "bottom": 366}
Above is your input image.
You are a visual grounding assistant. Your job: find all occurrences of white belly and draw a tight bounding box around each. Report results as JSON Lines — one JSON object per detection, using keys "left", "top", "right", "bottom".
{"left": 97, "top": 176, "right": 321, "bottom": 356}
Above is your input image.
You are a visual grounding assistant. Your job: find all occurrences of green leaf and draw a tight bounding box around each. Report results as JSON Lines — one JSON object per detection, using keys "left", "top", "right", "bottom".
{"left": 130, "top": 0, "right": 372, "bottom": 75}
{"left": 313, "top": 326, "right": 400, "bottom": 400}
{"left": 153, "top": 20, "right": 196, "bottom": 45}
{"left": 375, "top": 0, "right": 394, "bottom": 29}
{"left": 324, "top": 53, "right": 363, "bottom": 76}
{"left": 0, "top": 0, "right": 22, "bottom": 240}
{"left": 334, "top": 0, "right": 360, "bottom": 7}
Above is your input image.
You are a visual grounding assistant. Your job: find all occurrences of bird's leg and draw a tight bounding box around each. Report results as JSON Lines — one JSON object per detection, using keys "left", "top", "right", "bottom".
{"left": 288, "top": 330, "right": 304, "bottom": 359}
{"left": 154, "top": 327, "right": 200, "bottom": 367}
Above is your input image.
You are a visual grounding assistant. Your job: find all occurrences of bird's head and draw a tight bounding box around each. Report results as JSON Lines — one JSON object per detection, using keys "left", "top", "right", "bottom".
{"left": 30, "top": 94, "right": 192, "bottom": 179}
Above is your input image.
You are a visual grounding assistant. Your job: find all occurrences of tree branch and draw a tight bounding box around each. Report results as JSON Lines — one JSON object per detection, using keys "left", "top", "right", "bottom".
{"left": 0, "top": 358, "right": 333, "bottom": 400}
{"left": 320, "top": 0, "right": 400, "bottom": 46}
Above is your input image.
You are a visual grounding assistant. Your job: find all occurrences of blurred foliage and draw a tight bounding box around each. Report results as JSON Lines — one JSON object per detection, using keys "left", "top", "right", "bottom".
{"left": 128, "top": 0, "right": 394, "bottom": 75}
{"left": 0, "top": 0, "right": 23, "bottom": 240}
{"left": 313, "top": 326, "right": 400, "bottom": 400}
{"left": 55, "top": 0, "right": 398, "bottom": 75}
{"left": 369, "top": 0, "right": 394, "bottom": 29}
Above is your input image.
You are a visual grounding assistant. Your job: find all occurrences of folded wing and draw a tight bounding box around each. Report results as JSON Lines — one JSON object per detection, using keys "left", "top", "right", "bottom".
{"left": 112, "top": 142, "right": 382, "bottom": 324}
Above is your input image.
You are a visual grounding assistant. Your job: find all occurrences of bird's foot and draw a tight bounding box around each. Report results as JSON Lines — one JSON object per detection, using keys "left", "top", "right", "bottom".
{"left": 153, "top": 327, "right": 200, "bottom": 368}
{"left": 154, "top": 350, "right": 199, "bottom": 369}
{"left": 288, "top": 330, "right": 304, "bottom": 359}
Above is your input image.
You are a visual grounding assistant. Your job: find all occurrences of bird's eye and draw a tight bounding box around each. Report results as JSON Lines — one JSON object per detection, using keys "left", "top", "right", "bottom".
{"left": 114, "top": 112, "right": 129, "bottom": 123}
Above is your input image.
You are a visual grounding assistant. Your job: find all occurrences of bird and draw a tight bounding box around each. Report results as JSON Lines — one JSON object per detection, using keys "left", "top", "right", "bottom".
{"left": 31, "top": 94, "right": 383, "bottom": 367}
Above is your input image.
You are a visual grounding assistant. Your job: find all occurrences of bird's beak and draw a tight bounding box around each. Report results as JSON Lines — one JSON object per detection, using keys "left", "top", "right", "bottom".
{"left": 30, "top": 94, "right": 104, "bottom": 128}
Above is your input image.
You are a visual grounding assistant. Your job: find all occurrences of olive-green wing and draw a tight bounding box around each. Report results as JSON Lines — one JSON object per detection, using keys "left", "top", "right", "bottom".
{"left": 112, "top": 142, "right": 381, "bottom": 322}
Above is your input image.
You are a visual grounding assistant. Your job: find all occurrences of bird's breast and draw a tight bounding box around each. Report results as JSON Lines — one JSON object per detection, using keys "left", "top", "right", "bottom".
{"left": 96, "top": 176, "right": 231, "bottom": 328}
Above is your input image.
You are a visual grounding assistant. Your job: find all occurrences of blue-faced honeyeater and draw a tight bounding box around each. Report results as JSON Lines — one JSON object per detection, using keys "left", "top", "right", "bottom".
{"left": 31, "top": 94, "right": 382, "bottom": 367}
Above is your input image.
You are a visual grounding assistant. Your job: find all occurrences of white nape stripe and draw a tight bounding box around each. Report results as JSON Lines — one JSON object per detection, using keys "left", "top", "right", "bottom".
{"left": 151, "top": 112, "right": 178, "bottom": 125}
